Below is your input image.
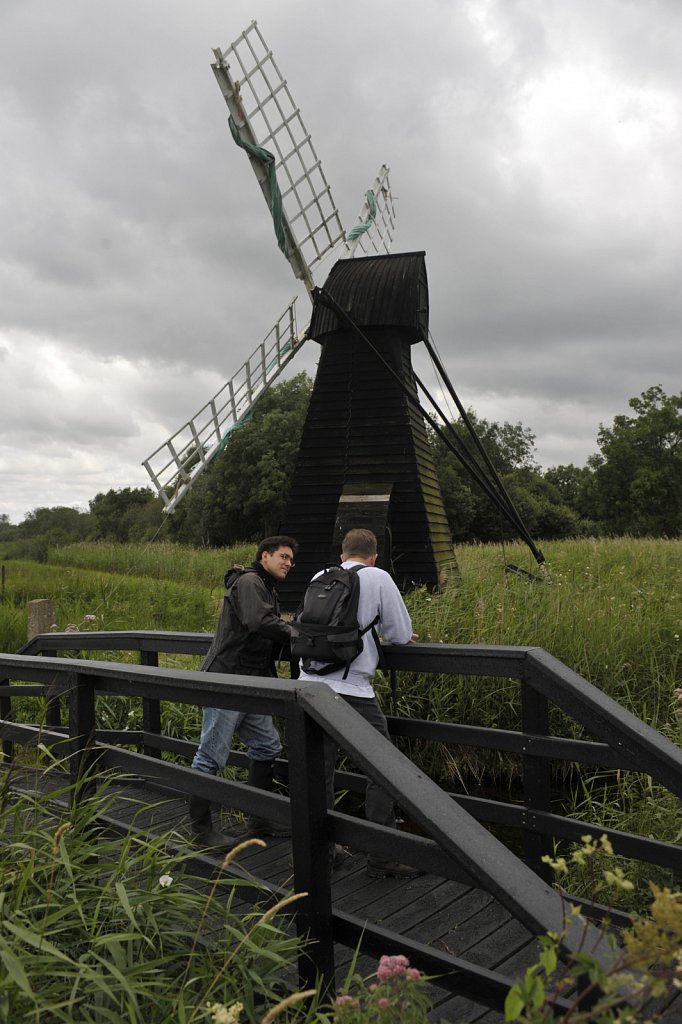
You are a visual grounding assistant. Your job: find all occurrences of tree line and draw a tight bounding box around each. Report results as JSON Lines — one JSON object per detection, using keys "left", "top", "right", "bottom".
{"left": 1, "top": 378, "right": 679, "bottom": 559}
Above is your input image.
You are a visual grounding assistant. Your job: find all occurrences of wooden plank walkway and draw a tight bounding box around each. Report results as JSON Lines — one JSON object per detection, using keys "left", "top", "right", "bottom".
{"left": 5, "top": 767, "right": 538, "bottom": 1021}
{"left": 5, "top": 768, "right": 681, "bottom": 1023}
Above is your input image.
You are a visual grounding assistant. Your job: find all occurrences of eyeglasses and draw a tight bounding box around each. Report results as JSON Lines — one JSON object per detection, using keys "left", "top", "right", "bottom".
{"left": 278, "top": 554, "right": 295, "bottom": 565}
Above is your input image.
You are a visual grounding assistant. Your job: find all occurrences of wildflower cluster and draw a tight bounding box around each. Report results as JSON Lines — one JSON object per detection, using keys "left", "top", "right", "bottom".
{"left": 505, "top": 837, "right": 682, "bottom": 1023}
{"left": 541, "top": 833, "right": 634, "bottom": 894}
{"left": 206, "top": 1001, "right": 243, "bottom": 1024}
{"left": 333, "top": 954, "right": 432, "bottom": 1022}
{"left": 50, "top": 613, "right": 99, "bottom": 633}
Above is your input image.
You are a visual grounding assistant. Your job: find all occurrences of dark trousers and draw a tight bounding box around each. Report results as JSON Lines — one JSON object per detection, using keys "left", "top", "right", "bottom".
{"left": 323, "top": 693, "right": 396, "bottom": 829}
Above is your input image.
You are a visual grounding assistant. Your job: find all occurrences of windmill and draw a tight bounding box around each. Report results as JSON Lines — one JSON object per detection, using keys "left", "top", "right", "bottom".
{"left": 142, "top": 21, "right": 396, "bottom": 514}
{"left": 143, "top": 21, "right": 544, "bottom": 607}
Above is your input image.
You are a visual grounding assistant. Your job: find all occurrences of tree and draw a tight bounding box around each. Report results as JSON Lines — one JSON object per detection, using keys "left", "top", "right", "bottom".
{"left": 0, "top": 514, "right": 17, "bottom": 541}
{"left": 89, "top": 488, "right": 164, "bottom": 542}
{"left": 19, "top": 506, "right": 92, "bottom": 543}
{"left": 168, "top": 373, "right": 313, "bottom": 547}
{"left": 430, "top": 411, "right": 579, "bottom": 543}
{"left": 543, "top": 463, "right": 599, "bottom": 530}
{"left": 592, "top": 386, "right": 682, "bottom": 536}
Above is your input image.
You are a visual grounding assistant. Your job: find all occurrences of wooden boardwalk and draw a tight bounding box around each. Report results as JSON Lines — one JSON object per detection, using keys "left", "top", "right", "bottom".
{"left": 7, "top": 767, "right": 682, "bottom": 1023}
{"left": 4, "top": 637, "right": 682, "bottom": 1021}
{"left": 5, "top": 767, "right": 551, "bottom": 1022}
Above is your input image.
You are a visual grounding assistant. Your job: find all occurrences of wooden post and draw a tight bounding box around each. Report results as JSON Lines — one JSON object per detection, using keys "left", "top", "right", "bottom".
{"left": 27, "top": 599, "right": 56, "bottom": 640}
{"left": 287, "top": 703, "right": 336, "bottom": 996}
{"left": 140, "top": 650, "right": 161, "bottom": 758}
{"left": 521, "top": 681, "right": 553, "bottom": 882}
{"left": 68, "top": 671, "right": 97, "bottom": 803}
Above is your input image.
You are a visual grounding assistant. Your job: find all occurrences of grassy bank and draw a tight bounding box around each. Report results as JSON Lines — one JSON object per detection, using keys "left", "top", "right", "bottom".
{"left": 2, "top": 536, "right": 680, "bottom": 734}
{"left": 401, "top": 536, "right": 681, "bottom": 731}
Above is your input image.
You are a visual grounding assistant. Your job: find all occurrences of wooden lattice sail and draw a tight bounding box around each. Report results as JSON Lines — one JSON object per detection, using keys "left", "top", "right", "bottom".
{"left": 278, "top": 251, "right": 456, "bottom": 608}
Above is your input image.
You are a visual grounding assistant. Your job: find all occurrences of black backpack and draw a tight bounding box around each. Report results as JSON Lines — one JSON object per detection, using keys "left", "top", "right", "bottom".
{"left": 290, "top": 564, "right": 382, "bottom": 678}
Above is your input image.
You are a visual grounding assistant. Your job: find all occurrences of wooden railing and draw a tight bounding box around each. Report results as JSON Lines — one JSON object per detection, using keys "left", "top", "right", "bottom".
{"left": 2, "top": 633, "right": 682, "bottom": 1008}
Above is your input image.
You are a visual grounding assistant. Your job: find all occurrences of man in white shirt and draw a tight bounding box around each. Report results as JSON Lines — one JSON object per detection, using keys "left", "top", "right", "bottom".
{"left": 298, "top": 527, "right": 420, "bottom": 878}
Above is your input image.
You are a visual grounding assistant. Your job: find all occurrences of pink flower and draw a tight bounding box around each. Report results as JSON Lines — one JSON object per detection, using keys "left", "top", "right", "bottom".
{"left": 377, "top": 997, "right": 391, "bottom": 1009}
{"left": 406, "top": 967, "right": 422, "bottom": 981}
{"left": 377, "top": 954, "right": 410, "bottom": 982}
{"left": 335, "top": 995, "right": 359, "bottom": 1007}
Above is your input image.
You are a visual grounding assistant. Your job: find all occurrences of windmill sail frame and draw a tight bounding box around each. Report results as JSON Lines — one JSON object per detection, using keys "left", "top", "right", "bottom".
{"left": 212, "top": 21, "right": 346, "bottom": 294}
{"left": 143, "top": 300, "right": 301, "bottom": 513}
{"left": 143, "top": 21, "right": 397, "bottom": 512}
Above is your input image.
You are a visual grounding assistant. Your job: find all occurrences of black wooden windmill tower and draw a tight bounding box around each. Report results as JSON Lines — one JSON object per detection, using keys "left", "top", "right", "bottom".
{"left": 143, "top": 22, "right": 543, "bottom": 607}
{"left": 279, "top": 252, "right": 455, "bottom": 604}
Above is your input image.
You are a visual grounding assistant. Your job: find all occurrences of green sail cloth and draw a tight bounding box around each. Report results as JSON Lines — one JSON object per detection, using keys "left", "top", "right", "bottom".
{"left": 229, "top": 115, "right": 288, "bottom": 258}
{"left": 346, "top": 190, "right": 377, "bottom": 241}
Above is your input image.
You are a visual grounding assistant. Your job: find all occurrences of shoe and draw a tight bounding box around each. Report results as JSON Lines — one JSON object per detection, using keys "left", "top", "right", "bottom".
{"left": 193, "top": 826, "right": 239, "bottom": 851}
{"left": 247, "top": 759, "right": 291, "bottom": 838}
{"left": 366, "top": 856, "right": 422, "bottom": 879}
{"left": 247, "top": 816, "right": 291, "bottom": 838}
{"left": 188, "top": 795, "right": 239, "bottom": 852}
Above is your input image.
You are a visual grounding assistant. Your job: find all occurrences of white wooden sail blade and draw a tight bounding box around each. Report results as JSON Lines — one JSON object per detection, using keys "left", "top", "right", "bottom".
{"left": 212, "top": 21, "right": 345, "bottom": 295}
{"left": 344, "top": 164, "right": 397, "bottom": 258}
{"left": 143, "top": 300, "right": 303, "bottom": 513}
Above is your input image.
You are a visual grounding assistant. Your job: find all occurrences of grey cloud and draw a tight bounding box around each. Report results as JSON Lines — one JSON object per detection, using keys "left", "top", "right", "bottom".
{"left": 0, "top": 0, "right": 679, "bottom": 522}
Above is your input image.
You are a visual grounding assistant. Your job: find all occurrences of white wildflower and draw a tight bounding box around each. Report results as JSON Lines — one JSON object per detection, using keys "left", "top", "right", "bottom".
{"left": 207, "top": 1001, "right": 243, "bottom": 1024}
{"left": 158, "top": 874, "right": 173, "bottom": 888}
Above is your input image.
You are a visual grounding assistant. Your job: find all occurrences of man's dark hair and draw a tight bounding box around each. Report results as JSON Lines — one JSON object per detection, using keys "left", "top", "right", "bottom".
{"left": 256, "top": 535, "right": 299, "bottom": 562}
{"left": 341, "top": 528, "right": 377, "bottom": 559}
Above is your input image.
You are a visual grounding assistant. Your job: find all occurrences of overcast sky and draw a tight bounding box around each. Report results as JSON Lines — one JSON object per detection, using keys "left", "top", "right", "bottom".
{"left": 1, "top": 0, "right": 680, "bottom": 523}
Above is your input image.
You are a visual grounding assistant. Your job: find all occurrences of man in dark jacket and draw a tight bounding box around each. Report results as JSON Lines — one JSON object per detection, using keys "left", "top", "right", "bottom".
{"left": 188, "top": 535, "right": 297, "bottom": 849}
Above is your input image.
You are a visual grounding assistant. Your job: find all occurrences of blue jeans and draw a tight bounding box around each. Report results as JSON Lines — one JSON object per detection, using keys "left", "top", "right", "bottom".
{"left": 191, "top": 707, "right": 282, "bottom": 775}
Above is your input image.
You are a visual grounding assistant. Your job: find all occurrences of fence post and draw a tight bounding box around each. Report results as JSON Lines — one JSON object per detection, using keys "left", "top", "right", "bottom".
{"left": 27, "top": 599, "right": 56, "bottom": 640}
{"left": 42, "top": 651, "right": 63, "bottom": 732}
{"left": 521, "top": 678, "right": 553, "bottom": 882}
{"left": 286, "top": 702, "right": 336, "bottom": 996}
{"left": 68, "top": 671, "right": 97, "bottom": 806}
{"left": 140, "top": 650, "right": 161, "bottom": 758}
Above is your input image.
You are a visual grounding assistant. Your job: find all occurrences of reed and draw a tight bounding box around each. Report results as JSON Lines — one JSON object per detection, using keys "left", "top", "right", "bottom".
{"left": 49, "top": 540, "right": 257, "bottom": 588}
{"left": 0, "top": 758, "right": 316, "bottom": 1022}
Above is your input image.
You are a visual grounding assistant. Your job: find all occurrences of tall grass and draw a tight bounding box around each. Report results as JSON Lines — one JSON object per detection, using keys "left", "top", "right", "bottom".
{"left": 0, "top": 758, "right": 318, "bottom": 1023}
{"left": 3, "top": 536, "right": 680, "bottom": 731}
{"left": 49, "top": 540, "right": 258, "bottom": 589}
{"left": 402, "top": 537, "right": 681, "bottom": 732}
{"left": 0, "top": 559, "right": 221, "bottom": 639}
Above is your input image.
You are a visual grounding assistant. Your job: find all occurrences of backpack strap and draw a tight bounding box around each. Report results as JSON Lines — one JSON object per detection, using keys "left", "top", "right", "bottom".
{"left": 351, "top": 564, "right": 387, "bottom": 671}
{"left": 359, "top": 613, "right": 386, "bottom": 672}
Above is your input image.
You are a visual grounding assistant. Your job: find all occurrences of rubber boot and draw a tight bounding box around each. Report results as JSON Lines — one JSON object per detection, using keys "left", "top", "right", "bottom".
{"left": 188, "top": 794, "right": 239, "bottom": 852}
{"left": 246, "top": 759, "right": 291, "bottom": 837}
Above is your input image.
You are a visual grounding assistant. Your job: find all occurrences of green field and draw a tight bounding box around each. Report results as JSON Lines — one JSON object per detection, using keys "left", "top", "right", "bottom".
{"left": 2, "top": 536, "right": 680, "bottom": 735}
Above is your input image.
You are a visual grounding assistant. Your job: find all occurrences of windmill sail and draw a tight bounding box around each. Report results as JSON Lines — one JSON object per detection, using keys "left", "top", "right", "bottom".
{"left": 142, "top": 300, "right": 301, "bottom": 513}
{"left": 212, "top": 21, "right": 346, "bottom": 295}
{"left": 143, "top": 22, "right": 397, "bottom": 512}
{"left": 343, "top": 164, "right": 396, "bottom": 258}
